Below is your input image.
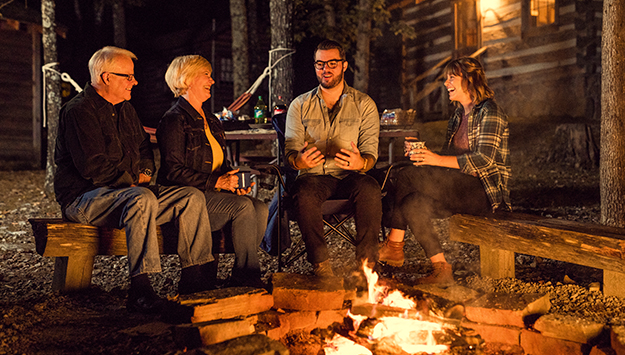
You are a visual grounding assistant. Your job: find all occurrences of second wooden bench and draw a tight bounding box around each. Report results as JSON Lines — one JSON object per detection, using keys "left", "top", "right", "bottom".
{"left": 449, "top": 212, "right": 625, "bottom": 298}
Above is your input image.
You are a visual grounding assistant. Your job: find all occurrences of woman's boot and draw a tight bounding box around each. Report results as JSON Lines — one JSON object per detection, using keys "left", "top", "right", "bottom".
{"left": 378, "top": 240, "right": 405, "bottom": 267}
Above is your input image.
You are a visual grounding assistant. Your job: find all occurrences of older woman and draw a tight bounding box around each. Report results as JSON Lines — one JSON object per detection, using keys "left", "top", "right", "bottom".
{"left": 379, "top": 57, "right": 511, "bottom": 284}
{"left": 156, "top": 55, "right": 268, "bottom": 289}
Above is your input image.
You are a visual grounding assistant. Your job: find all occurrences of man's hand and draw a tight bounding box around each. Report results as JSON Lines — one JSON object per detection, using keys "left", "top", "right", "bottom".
{"left": 215, "top": 169, "right": 240, "bottom": 192}
{"left": 294, "top": 141, "right": 325, "bottom": 169}
{"left": 335, "top": 142, "right": 365, "bottom": 170}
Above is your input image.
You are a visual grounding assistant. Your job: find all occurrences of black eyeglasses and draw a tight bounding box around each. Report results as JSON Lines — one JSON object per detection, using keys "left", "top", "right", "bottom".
{"left": 104, "top": 72, "right": 136, "bottom": 82}
{"left": 314, "top": 59, "right": 344, "bottom": 70}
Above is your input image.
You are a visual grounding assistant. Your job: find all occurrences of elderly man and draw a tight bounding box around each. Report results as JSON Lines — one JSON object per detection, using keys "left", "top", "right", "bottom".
{"left": 285, "top": 39, "right": 382, "bottom": 277}
{"left": 54, "top": 46, "right": 214, "bottom": 312}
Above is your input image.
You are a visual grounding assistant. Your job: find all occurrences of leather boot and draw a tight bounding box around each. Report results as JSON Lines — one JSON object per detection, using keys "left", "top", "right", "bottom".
{"left": 378, "top": 240, "right": 405, "bottom": 267}
{"left": 416, "top": 262, "right": 454, "bottom": 285}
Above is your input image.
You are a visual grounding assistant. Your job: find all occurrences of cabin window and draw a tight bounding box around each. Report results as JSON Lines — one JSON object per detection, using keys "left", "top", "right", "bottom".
{"left": 529, "top": 0, "right": 555, "bottom": 27}
{"left": 220, "top": 58, "right": 233, "bottom": 82}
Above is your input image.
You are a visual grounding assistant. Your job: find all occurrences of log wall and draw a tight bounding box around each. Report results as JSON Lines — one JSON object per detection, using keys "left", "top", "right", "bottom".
{"left": 397, "top": 0, "right": 603, "bottom": 120}
{"left": 0, "top": 21, "right": 41, "bottom": 167}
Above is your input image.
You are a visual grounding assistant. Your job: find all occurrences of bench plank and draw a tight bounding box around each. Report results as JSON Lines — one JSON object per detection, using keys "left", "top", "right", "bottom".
{"left": 450, "top": 213, "right": 625, "bottom": 273}
{"left": 449, "top": 213, "right": 625, "bottom": 298}
{"left": 29, "top": 218, "right": 233, "bottom": 292}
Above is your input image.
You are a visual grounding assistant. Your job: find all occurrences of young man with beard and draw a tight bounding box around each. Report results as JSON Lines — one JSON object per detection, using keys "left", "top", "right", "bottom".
{"left": 284, "top": 40, "right": 382, "bottom": 278}
{"left": 54, "top": 46, "right": 215, "bottom": 313}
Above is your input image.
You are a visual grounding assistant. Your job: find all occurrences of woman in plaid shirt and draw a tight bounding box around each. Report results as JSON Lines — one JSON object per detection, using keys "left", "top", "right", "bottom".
{"left": 380, "top": 57, "right": 511, "bottom": 284}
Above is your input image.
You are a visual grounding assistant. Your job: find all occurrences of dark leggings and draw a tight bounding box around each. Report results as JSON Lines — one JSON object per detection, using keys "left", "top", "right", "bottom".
{"left": 390, "top": 165, "right": 491, "bottom": 258}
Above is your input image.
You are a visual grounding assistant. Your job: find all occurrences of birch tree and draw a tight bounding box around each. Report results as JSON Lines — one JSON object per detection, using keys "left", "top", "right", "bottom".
{"left": 42, "top": 0, "right": 61, "bottom": 199}
{"left": 600, "top": 0, "right": 625, "bottom": 227}
{"left": 270, "top": 0, "right": 294, "bottom": 106}
{"left": 230, "top": 0, "right": 250, "bottom": 101}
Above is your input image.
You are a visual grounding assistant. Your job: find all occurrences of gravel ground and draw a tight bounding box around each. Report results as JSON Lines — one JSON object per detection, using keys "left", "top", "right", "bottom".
{"left": 1, "top": 117, "right": 622, "bottom": 354}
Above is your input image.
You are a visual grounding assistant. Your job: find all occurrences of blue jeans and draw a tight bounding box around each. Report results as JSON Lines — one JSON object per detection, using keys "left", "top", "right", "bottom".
{"left": 64, "top": 185, "right": 213, "bottom": 277}
{"left": 204, "top": 191, "right": 268, "bottom": 277}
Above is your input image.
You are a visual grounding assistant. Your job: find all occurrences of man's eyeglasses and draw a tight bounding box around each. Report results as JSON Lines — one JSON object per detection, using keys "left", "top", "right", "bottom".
{"left": 104, "top": 72, "right": 136, "bottom": 82}
{"left": 314, "top": 59, "right": 344, "bottom": 70}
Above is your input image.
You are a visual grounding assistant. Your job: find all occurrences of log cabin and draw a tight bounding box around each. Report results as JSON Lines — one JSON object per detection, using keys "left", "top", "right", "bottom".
{"left": 388, "top": 0, "right": 602, "bottom": 121}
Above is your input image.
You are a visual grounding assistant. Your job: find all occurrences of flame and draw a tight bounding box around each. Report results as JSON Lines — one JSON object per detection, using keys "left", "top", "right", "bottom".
{"left": 372, "top": 317, "right": 449, "bottom": 353}
{"left": 323, "top": 334, "right": 372, "bottom": 355}
{"left": 336, "top": 260, "right": 451, "bottom": 354}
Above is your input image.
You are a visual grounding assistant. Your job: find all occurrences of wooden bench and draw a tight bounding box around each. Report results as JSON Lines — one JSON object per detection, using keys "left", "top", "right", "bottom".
{"left": 29, "top": 218, "right": 234, "bottom": 292}
{"left": 449, "top": 212, "right": 625, "bottom": 298}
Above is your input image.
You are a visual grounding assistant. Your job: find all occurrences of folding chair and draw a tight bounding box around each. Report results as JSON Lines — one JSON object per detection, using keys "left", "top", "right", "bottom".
{"left": 259, "top": 113, "right": 396, "bottom": 270}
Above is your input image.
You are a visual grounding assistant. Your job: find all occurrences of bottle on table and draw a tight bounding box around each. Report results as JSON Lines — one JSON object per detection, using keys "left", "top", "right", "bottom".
{"left": 254, "top": 96, "right": 268, "bottom": 124}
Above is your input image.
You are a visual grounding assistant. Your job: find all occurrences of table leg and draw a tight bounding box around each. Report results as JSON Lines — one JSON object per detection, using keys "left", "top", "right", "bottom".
{"left": 388, "top": 138, "right": 395, "bottom": 165}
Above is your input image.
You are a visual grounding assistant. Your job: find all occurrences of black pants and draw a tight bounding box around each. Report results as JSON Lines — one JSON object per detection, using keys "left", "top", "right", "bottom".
{"left": 291, "top": 173, "right": 382, "bottom": 264}
{"left": 390, "top": 165, "right": 491, "bottom": 258}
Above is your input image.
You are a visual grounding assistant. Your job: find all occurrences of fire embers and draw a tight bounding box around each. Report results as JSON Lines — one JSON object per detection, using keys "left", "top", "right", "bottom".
{"left": 320, "top": 261, "right": 485, "bottom": 354}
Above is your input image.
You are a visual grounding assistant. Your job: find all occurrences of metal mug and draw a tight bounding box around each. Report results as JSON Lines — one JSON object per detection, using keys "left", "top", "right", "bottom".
{"left": 404, "top": 138, "right": 426, "bottom": 155}
{"left": 235, "top": 166, "right": 252, "bottom": 189}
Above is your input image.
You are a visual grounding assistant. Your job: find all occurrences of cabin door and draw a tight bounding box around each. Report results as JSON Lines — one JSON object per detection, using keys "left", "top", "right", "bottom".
{"left": 453, "top": 0, "right": 481, "bottom": 56}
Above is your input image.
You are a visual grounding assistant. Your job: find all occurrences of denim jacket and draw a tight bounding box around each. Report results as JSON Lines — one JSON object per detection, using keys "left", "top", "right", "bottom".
{"left": 54, "top": 83, "right": 154, "bottom": 210}
{"left": 285, "top": 84, "right": 379, "bottom": 178}
{"left": 156, "top": 97, "right": 231, "bottom": 191}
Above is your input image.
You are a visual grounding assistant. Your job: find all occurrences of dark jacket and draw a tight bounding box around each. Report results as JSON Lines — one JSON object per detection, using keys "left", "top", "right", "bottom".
{"left": 156, "top": 97, "right": 232, "bottom": 191}
{"left": 54, "top": 83, "right": 154, "bottom": 210}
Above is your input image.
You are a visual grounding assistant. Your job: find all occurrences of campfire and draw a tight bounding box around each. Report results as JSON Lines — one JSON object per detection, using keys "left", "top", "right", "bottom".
{"left": 322, "top": 260, "right": 478, "bottom": 354}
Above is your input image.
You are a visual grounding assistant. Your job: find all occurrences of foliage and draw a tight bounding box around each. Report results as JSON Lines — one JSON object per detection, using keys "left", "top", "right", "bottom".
{"left": 293, "top": 0, "right": 412, "bottom": 53}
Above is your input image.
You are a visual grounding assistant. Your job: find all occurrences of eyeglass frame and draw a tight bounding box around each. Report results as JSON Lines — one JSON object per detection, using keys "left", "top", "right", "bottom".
{"left": 102, "top": 72, "right": 136, "bottom": 82}
{"left": 313, "top": 59, "right": 345, "bottom": 70}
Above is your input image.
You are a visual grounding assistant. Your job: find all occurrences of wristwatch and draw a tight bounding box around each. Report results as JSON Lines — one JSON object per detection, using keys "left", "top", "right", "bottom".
{"left": 140, "top": 168, "right": 153, "bottom": 177}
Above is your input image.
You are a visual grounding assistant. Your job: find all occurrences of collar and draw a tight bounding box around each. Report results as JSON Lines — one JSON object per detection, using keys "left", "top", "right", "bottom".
{"left": 83, "top": 83, "right": 121, "bottom": 111}
{"left": 176, "top": 97, "right": 204, "bottom": 119}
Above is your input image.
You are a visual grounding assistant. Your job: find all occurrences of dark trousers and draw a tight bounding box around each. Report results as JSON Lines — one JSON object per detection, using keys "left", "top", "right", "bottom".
{"left": 291, "top": 173, "right": 382, "bottom": 264}
{"left": 390, "top": 165, "right": 491, "bottom": 258}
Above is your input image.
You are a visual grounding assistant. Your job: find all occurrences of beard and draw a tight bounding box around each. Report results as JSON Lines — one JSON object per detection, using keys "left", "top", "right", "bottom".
{"left": 317, "top": 69, "right": 344, "bottom": 89}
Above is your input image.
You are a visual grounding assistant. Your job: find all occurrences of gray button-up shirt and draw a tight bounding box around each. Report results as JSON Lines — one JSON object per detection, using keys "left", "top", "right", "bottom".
{"left": 285, "top": 84, "right": 379, "bottom": 178}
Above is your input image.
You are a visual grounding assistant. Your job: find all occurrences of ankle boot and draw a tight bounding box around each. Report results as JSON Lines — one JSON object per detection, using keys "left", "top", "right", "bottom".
{"left": 416, "top": 262, "right": 454, "bottom": 285}
{"left": 379, "top": 240, "right": 405, "bottom": 267}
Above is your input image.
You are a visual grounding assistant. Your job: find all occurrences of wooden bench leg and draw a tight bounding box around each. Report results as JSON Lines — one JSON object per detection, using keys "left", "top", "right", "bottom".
{"left": 480, "top": 246, "right": 515, "bottom": 279}
{"left": 53, "top": 255, "right": 95, "bottom": 292}
{"left": 603, "top": 270, "right": 625, "bottom": 298}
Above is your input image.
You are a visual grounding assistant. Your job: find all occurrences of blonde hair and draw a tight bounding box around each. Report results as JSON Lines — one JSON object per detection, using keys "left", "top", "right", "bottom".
{"left": 89, "top": 46, "right": 137, "bottom": 85}
{"left": 443, "top": 57, "right": 494, "bottom": 105}
{"left": 165, "top": 55, "right": 213, "bottom": 97}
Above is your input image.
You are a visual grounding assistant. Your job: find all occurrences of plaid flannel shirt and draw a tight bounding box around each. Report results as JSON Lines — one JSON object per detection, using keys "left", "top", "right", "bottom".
{"left": 443, "top": 98, "right": 511, "bottom": 211}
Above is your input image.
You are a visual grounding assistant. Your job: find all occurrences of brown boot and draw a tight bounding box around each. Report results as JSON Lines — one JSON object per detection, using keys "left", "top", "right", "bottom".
{"left": 313, "top": 260, "right": 335, "bottom": 278}
{"left": 378, "top": 240, "right": 405, "bottom": 267}
{"left": 416, "top": 262, "right": 454, "bottom": 285}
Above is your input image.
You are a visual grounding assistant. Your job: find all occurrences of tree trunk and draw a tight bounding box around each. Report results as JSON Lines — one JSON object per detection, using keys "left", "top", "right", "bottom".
{"left": 230, "top": 0, "right": 250, "bottom": 103}
{"left": 323, "top": 0, "right": 336, "bottom": 28}
{"left": 600, "top": 0, "right": 625, "bottom": 227}
{"left": 247, "top": 0, "right": 260, "bottom": 75}
{"left": 269, "top": 0, "right": 294, "bottom": 107}
{"left": 353, "top": 0, "right": 372, "bottom": 92}
{"left": 42, "top": 0, "right": 61, "bottom": 199}
{"left": 112, "top": 0, "right": 127, "bottom": 48}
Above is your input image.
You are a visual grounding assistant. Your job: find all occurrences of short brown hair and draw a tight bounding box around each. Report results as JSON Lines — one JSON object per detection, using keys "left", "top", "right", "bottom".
{"left": 314, "top": 39, "right": 346, "bottom": 61}
{"left": 443, "top": 57, "right": 494, "bottom": 105}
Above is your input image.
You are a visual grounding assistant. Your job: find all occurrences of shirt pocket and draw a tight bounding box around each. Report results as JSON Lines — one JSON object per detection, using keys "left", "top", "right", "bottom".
{"left": 184, "top": 128, "right": 208, "bottom": 167}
